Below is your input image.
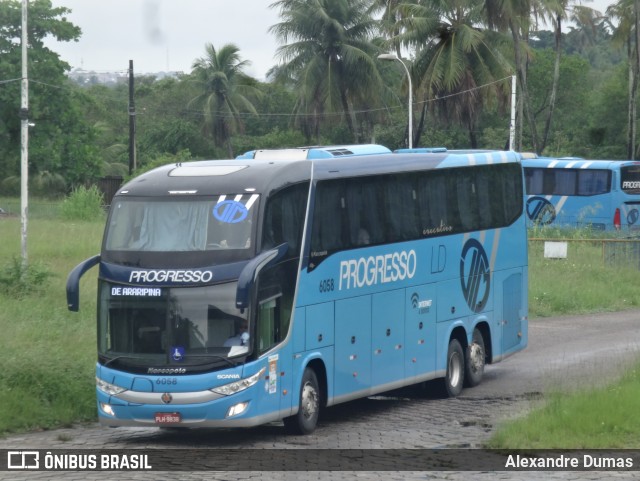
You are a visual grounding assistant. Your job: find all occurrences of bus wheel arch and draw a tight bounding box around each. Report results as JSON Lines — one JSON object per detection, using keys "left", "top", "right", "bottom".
{"left": 283, "top": 359, "right": 326, "bottom": 435}
{"left": 465, "top": 324, "right": 488, "bottom": 388}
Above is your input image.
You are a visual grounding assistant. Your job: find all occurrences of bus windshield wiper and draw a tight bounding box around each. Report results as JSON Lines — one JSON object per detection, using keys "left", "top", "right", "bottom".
{"left": 183, "top": 354, "right": 241, "bottom": 368}
{"left": 102, "top": 355, "right": 153, "bottom": 368}
{"left": 102, "top": 354, "right": 242, "bottom": 369}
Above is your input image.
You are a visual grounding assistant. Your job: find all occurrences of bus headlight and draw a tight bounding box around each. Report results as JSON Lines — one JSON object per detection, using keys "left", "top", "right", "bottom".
{"left": 96, "top": 377, "right": 127, "bottom": 396}
{"left": 227, "top": 402, "right": 249, "bottom": 417}
{"left": 211, "top": 367, "right": 265, "bottom": 396}
{"left": 100, "top": 403, "right": 116, "bottom": 417}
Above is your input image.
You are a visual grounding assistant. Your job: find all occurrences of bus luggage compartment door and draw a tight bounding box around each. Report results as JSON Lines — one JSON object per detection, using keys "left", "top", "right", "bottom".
{"left": 502, "top": 272, "right": 523, "bottom": 353}
{"left": 371, "top": 289, "right": 405, "bottom": 387}
{"left": 404, "top": 285, "right": 436, "bottom": 379}
{"left": 334, "top": 296, "right": 372, "bottom": 396}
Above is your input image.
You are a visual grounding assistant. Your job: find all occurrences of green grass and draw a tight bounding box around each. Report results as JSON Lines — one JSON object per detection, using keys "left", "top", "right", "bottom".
{"left": 0, "top": 214, "right": 102, "bottom": 434}
{"left": 0, "top": 197, "right": 62, "bottom": 219}
{"left": 529, "top": 240, "right": 640, "bottom": 317}
{"left": 487, "top": 364, "right": 640, "bottom": 448}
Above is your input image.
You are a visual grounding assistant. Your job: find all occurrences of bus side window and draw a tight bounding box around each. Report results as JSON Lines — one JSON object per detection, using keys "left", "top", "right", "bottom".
{"left": 385, "top": 174, "right": 418, "bottom": 241}
{"left": 261, "top": 182, "right": 309, "bottom": 256}
{"left": 552, "top": 169, "right": 577, "bottom": 196}
{"left": 578, "top": 170, "right": 610, "bottom": 196}
{"left": 418, "top": 170, "right": 450, "bottom": 233}
{"left": 311, "top": 181, "right": 346, "bottom": 253}
{"left": 477, "top": 171, "right": 493, "bottom": 229}
{"left": 525, "top": 168, "right": 544, "bottom": 195}
{"left": 457, "top": 173, "right": 479, "bottom": 231}
{"left": 345, "top": 178, "right": 385, "bottom": 246}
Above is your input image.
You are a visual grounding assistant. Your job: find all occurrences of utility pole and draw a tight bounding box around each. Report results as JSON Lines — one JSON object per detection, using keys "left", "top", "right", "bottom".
{"left": 128, "top": 60, "right": 136, "bottom": 175}
{"left": 20, "top": 0, "right": 29, "bottom": 265}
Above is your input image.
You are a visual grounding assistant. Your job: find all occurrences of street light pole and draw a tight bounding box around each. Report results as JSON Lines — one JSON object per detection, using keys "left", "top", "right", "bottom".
{"left": 378, "top": 53, "right": 413, "bottom": 149}
{"left": 20, "top": 0, "right": 29, "bottom": 266}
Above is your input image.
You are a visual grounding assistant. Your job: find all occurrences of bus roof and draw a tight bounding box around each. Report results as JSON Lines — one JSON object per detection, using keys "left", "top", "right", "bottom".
{"left": 236, "top": 144, "right": 391, "bottom": 160}
{"left": 116, "top": 150, "right": 522, "bottom": 198}
{"left": 522, "top": 157, "right": 640, "bottom": 170}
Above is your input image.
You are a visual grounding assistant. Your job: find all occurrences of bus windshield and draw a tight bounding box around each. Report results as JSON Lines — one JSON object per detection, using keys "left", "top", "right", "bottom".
{"left": 98, "top": 280, "right": 250, "bottom": 372}
{"left": 105, "top": 195, "right": 259, "bottom": 253}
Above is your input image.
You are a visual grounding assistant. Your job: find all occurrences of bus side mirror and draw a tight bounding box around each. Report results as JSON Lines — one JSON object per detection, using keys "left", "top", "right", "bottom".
{"left": 66, "top": 255, "right": 101, "bottom": 312}
{"left": 235, "top": 243, "right": 288, "bottom": 311}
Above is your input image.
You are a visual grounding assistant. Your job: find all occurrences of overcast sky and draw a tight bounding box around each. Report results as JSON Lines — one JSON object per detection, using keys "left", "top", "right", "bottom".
{"left": 47, "top": 0, "right": 282, "bottom": 79}
{"left": 46, "top": 0, "right": 615, "bottom": 80}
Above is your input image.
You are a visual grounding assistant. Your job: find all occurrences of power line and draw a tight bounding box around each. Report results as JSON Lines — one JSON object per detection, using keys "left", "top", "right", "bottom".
{"left": 16, "top": 75, "right": 512, "bottom": 121}
{"left": 0, "top": 77, "right": 22, "bottom": 85}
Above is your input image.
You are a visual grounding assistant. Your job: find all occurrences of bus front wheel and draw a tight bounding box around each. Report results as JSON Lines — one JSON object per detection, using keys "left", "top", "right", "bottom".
{"left": 283, "top": 368, "right": 320, "bottom": 435}
{"left": 443, "top": 338, "right": 464, "bottom": 397}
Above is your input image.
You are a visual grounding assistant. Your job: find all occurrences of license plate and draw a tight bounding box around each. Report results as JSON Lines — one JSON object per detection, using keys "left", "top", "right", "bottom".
{"left": 154, "top": 412, "right": 181, "bottom": 424}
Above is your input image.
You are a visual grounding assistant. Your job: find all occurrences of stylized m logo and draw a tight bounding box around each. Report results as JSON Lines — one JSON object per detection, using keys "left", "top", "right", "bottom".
{"left": 526, "top": 196, "right": 556, "bottom": 225}
{"left": 213, "top": 200, "right": 249, "bottom": 224}
{"left": 460, "top": 238, "right": 490, "bottom": 313}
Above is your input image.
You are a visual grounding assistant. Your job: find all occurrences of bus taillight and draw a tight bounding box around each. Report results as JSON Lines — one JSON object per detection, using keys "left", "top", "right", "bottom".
{"left": 614, "top": 208, "right": 621, "bottom": 230}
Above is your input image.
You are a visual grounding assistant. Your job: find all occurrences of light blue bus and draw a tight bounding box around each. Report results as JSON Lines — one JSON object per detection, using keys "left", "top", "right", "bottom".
{"left": 522, "top": 157, "right": 640, "bottom": 231}
{"left": 66, "top": 148, "right": 528, "bottom": 434}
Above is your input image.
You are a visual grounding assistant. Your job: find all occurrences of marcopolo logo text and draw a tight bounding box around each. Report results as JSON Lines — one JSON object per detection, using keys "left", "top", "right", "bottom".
{"left": 339, "top": 250, "right": 417, "bottom": 290}
{"left": 129, "top": 270, "right": 213, "bottom": 284}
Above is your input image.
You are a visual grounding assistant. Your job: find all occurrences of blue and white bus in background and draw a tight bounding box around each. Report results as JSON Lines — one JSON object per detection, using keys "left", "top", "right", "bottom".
{"left": 522, "top": 157, "right": 640, "bottom": 231}
{"left": 67, "top": 148, "right": 528, "bottom": 434}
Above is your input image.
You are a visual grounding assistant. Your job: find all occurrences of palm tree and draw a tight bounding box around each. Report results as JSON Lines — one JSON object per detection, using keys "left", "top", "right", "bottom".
{"left": 269, "top": 0, "right": 383, "bottom": 142}
{"left": 395, "top": 0, "right": 512, "bottom": 148}
{"left": 608, "top": 0, "right": 640, "bottom": 159}
{"left": 371, "top": 0, "right": 405, "bottom": 57}
{"left": 535, "top": 0, "right": 601, "bottom": 153}
{"left": 485, "top": 0, "right": 539, "bottom": 152}
{"left": 189, "top": 43, "right": 262, "bottom": 158}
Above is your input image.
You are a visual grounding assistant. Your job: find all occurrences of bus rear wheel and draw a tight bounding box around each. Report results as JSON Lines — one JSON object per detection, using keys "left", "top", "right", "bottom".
{"left": 465, "top": 328, "right": 485, "bottom": 387}
{"left": 442, "top": 338, "right": 464, "bottom": 397}
{"left": 283, "top": 368, "right": 320, "bottom": 435}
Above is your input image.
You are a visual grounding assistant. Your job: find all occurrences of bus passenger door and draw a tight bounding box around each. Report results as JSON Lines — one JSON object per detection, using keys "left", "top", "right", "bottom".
{"left": 372, "top": 289, "right": 405, "bottom": 387}
{"left": 405, "top": 285, "right": 436, "bottom": 380}
{"left": 254, "top": 261, "right": 298, "bottom": 417}
{"left": 334, "top": 296, "right": 372, "bottom": 398}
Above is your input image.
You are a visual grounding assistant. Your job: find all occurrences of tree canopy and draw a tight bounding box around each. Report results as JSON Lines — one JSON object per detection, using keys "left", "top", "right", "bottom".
{"left": 0, "top": 0, "right": 637, "bottom": 195}
{"left": 0, "top": 0, "right": 100, "bottom": 195}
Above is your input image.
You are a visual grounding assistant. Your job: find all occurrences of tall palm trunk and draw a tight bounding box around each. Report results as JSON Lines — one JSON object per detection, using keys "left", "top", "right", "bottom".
{"left": 340, "top": 88, "right": 358, "bottom": 142}
{"left": 510, "top": 19, "right": 539, "bottom": 153}
{"left": 632, "top": 0, "right": 640, "bottom": 159}
{"left": 627, "top": 38, "right": 637, "bottom": 159}
{"left": 413, "top": 102, "right": 428, "bottom": 148}
{"left": 542, "top": 14, "right": 562, "bottom": 153}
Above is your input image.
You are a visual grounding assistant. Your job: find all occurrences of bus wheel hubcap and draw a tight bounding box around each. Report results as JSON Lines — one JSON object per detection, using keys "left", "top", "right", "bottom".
{"left": 301, "top": 383, "right": 318, "bottom": 420}
{"left": 469, "top": 342, "right": 484, "bottom": 373}
{"left": 449, "top": 352, "right": 461, "bottom": 386}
